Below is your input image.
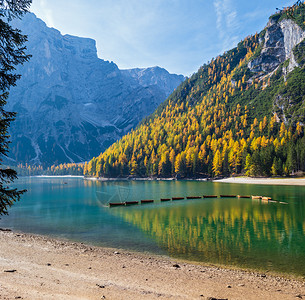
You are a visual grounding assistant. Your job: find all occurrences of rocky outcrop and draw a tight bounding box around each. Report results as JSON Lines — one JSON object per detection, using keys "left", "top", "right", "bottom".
{"left": 7, "top": 13, "right": 184, "bottom": 165}
{"left": 121, "top": 67, "right": 184, "bottom": 97}
{"left": 280, "top": 19, "right": 305, "bottom": 59}
{"left": 248, "top": 18, "right": 305, "bottom": 75}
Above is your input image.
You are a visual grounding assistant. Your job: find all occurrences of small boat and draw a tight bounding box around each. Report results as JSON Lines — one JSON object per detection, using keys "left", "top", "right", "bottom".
{"left": 220, "top": 195, "right": 236, "bottom": 198}
{"left": 161, "top": 198, "right": 171, "bottom": 202}
{"left": 141, "top": 200, "right": 154, "bottom": 204}
{"left": 109, "top": 202, "right": 125, "bottom": 207}
{"left": 269, "top": 200, "right": 277, "bottom": 203}
{"left": 238, "top": 195, "right": 251, "bottom": 198}
{"left": 279, "top": 201, "right": 288, "bottom": 205}
{"left": 172, "top": 197, "right": 184, "bottom": 200}
{"left": 252, "top": 196, "right": 262, "bottom": 199}
{"left": 125, "top": 201, "right": 138, "bottom": 205}
{"left": 186, "top": 196, "right": 202, "bottom": 199}
{"left": 262, "top": 197, "right": 272, "bottom": 201}
{"left": 203, "top": 195, "right": 218, "bottom": 198}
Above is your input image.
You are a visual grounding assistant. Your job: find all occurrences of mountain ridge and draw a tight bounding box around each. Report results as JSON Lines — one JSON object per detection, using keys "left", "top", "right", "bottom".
{"left": 85, "top": 3, "right": 305, "bottom": 178}
{"left": 6, "top": 13, "right": 184, "bottom": 166}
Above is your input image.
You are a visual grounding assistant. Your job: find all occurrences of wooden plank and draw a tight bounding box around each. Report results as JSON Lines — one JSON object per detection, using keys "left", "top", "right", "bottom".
{"left": 172, "top": 197, "right": 184, "bottom": 200}
{"left": 109, "top": 202, "right": 125, "bottom": 207}
{"left": 141, "top": 200, "right": 154, "bottom": 204}
{"left": 125, "top": 201, "right": 138, "bottom": 205}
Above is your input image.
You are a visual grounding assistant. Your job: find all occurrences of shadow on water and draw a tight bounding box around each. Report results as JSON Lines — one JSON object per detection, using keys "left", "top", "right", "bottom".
{"left": 1, "top": 177, "right": 305, "bottom": 276}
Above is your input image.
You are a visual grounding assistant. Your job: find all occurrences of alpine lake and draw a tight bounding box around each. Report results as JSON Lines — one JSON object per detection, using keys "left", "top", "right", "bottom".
{"left": 1, "top": 177, "right": 305, "bottom": 277}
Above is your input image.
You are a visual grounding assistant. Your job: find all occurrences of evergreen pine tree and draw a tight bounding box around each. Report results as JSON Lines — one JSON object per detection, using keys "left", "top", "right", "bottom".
{"left": 0, "top": 0, "right": 31, "bottom": 215}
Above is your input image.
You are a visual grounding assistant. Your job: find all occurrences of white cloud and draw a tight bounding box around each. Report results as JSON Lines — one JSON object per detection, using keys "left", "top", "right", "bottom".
{"left": 213, "top": 0, "right": 239, "bottom": 52}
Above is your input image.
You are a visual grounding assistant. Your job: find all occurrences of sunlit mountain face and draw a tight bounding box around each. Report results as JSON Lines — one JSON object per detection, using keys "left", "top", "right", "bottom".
{"left": 6, "top": 13, "right": 184, "bottom": 166}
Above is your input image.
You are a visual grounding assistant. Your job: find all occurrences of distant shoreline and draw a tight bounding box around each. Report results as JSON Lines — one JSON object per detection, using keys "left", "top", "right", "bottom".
{"left": 24, "top": 175, "right": 305, "bottom": 186}
{"left": 88, "top": 176, "right": 305, "bottom": 186}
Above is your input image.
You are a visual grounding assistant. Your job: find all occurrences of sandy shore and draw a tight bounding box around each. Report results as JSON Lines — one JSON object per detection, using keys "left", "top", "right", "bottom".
{"left": 214, "top": 177, "right": 305, "bottom": 186}
{"left": 0, "top": 231, "right": 304, "bottom": 300}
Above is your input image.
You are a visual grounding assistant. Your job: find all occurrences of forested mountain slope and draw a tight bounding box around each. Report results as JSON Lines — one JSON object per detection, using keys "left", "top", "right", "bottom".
{"left": 86, "top": 4, "right": 305, "bottom": 178}
{"left": 6, "top": 13, "right": 184, "bottom": 166}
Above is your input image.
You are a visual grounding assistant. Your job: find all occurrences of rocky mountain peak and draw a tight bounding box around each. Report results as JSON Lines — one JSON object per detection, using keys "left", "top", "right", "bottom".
{"left": 6, "top": 13, "right": 184, "bottom": 166}
{"left": 121, "top": 66, "right": 185, "bottom": 97}
{"left": 248, "top": 16, "right": 305, "bottom": 75}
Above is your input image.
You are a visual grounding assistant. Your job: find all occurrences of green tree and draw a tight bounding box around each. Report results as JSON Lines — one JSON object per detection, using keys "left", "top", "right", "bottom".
{"left": 0, "top": 0, "right": 31, "bottom": 216}
{"left": 286, "top": 143, "right": 297, "bottom": 174}
{"left": 271, "top": 157, "right": 283, "bottom": 176}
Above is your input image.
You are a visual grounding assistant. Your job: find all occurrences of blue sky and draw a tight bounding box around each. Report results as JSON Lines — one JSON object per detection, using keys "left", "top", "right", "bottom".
{"left": 30, "top": 0, "right": 295, "bottom": 76}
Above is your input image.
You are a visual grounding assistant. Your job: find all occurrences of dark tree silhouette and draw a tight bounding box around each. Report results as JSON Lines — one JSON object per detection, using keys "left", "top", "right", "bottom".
{"left": 0, "top": 0, "right": 31, "bottom": 216}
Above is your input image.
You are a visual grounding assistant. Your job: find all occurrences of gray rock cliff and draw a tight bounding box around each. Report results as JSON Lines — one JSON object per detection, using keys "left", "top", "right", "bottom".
{"left": 248, "top": 18, "right": 305, "bottom": 75}
{"left": 7, "top": 13, "right": 184, "bottom": 165}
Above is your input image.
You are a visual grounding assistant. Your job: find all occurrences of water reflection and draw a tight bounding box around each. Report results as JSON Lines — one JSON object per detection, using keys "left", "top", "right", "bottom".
{"left": 111, "top": 193, "right": 305, "bottom": 275}
{"left": 1, "top": 177, "right": 305, "bottom": 276}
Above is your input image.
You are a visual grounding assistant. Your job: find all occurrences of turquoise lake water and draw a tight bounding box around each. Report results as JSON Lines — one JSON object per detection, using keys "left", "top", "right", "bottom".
{"left": 1, "top": 177, "right": 305, "bottom": 276}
